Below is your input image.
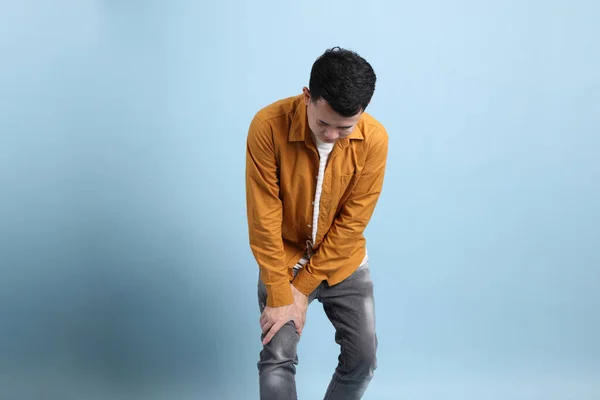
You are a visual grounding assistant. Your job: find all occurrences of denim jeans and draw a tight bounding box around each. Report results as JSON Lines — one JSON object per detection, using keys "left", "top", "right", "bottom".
{"left": 257, "top": 263, "right": 377, "bottom": 400}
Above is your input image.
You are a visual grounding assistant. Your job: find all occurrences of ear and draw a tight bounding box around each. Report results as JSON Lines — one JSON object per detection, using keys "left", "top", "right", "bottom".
{"left": 302, "top": 87, "right": 311, "bottom": 105}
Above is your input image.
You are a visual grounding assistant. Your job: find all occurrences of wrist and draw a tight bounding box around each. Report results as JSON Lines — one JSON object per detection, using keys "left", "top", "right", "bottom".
{"left": 291, "top": 283, "right": 308, "bottom": 298}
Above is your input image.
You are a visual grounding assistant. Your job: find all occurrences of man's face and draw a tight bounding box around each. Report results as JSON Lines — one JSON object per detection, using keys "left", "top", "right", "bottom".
{"left": 303, "top": 87, "right": 362, "bottom": 144}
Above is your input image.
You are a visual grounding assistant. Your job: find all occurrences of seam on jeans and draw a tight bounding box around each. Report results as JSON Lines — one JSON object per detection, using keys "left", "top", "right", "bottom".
{"left": 331, "top": 303, "right": 347, "bottom": 370}
{"left": 323, "top": 377, "right": 340, "bottom": 400}
{"left": 323, "top": 302, "right": 345, "bottom": 400}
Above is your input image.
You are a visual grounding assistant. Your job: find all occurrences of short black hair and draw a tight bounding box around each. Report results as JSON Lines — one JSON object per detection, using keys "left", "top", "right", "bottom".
{"left": 309, "top": 47, "right": 376, "bottom": 117}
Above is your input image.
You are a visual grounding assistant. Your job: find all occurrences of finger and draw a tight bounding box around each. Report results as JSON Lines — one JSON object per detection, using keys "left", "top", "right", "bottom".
{"left": 296, "top": 319, "right": 303, "bottom": 336}
{"left": 261, "top": 318, "right": 274, "bottom": 334}
{"left": 262, "top": 320, "right": 285, "bottom": 345}
{"left": 260, "top": 307, "right": 272, "bottom": 322}
{"left": 261, "top": 314, "right": 274, "bottom": 330}
{"left": 294, "top": 311, "right": 305, "bottom": 331}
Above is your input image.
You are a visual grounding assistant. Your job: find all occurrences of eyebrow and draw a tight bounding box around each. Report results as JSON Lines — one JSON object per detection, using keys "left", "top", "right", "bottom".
{"left": 319, "top": 120, "right": 353, "bottom": 129}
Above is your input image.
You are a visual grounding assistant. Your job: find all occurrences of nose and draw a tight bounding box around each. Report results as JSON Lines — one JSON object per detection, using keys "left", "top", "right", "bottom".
{"left": 324, "top": 129, "right": 339, "bottom": 141}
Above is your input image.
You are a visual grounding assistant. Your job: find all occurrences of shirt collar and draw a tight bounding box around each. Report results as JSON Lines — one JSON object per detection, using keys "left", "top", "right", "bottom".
{"left": 288, "top": 96, "right": 365, "bottom": 146}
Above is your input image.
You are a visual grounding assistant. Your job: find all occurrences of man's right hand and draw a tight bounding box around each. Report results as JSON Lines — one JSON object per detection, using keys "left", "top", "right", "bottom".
{"left": 259, "top": 284, "right": 308, "bottom": 345}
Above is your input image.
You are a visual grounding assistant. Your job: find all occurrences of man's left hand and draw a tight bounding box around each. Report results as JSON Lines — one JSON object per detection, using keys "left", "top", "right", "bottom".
{"left": 290, "top": 284, "right": 309, "bottom": 335}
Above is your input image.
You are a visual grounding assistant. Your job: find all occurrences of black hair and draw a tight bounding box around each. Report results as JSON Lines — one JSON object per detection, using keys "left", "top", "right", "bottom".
{"left": 308, "top": 47, "right": 376, "bottom": 117}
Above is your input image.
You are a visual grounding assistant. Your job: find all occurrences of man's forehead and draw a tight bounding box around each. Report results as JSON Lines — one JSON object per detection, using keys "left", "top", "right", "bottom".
{"left": 314, "top": 100, "right": 361, "bottom": 123}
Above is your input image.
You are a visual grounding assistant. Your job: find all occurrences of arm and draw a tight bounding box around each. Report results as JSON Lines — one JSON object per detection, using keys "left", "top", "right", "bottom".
{"left": 292, "top": 130, "right": 389, "bottom": 295}
{"left": 245, "top": 116, "right": 293, "bottom": 307}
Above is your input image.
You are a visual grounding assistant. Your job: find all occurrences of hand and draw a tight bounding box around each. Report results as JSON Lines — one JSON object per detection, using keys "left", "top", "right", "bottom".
{"left": 259, "top": 284, "right": 309, "bottom": 345}
{"left": 290, "top": 284, "right": 309, "bottom": 334}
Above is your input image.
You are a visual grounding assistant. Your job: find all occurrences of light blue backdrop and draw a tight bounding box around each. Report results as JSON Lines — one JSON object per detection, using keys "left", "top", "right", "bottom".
{"left": 1, "top": 1, "right": 598, "bottom": 399}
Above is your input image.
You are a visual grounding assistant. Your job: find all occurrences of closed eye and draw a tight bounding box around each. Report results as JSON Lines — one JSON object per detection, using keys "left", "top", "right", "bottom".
{"left": 319, "top": 120, "right": 353, "bottom": 129}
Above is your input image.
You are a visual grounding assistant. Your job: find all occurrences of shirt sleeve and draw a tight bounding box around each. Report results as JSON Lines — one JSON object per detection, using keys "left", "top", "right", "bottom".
{"left": 292, "top": 129, "right": 389, "bottom": 296}
{"left": 245, "top": 116, "right": 293, "bottom": 307}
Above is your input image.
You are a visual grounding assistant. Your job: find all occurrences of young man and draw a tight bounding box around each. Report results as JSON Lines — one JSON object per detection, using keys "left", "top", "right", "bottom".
{"left": 245, "top": 47, "right": 388, "bottom": 400}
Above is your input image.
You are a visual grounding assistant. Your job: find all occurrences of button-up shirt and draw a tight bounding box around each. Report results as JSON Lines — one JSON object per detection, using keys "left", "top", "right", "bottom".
{"left": 245, "top": 94, "right": 388, "bottom": 307}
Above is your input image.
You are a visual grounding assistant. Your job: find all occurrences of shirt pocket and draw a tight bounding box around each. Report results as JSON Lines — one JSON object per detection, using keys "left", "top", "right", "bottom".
{"left": 335, "top": 172, "right": 360, "bottom": 210}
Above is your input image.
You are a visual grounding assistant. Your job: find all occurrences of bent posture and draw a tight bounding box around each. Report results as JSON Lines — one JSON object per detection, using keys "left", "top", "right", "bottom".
{"left": 245, "top": 47, "right": 388, "bottom": 400}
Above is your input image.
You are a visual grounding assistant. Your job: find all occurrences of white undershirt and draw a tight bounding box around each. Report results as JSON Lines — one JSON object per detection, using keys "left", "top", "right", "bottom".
{"left": 294, "top": 135, "right": 368, "bottom": 270}
{"left": 311, "top": 136, "right": 335, "bottom": 244}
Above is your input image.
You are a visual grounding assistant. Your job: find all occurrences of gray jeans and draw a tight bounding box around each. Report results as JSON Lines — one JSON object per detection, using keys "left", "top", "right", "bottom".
{"left": 257, "top": 263, "right": 377, "bottom": 400}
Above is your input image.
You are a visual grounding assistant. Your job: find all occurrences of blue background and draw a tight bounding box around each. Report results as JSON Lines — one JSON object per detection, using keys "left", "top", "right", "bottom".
{"left": 1, "top": 1, "right": 599, "bottom": 399}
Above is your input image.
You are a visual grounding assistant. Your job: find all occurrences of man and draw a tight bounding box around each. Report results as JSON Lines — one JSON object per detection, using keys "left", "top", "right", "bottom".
{"left": 245, "top": 47, "right": 388, "bottom": 400}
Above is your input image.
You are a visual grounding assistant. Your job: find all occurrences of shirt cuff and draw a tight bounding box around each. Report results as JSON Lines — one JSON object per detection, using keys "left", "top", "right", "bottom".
{"left": 292, "top": 266, "right": 323, "bottom": 296}
{"left": 265, "top": 281, "right": 294, "bottom": 307}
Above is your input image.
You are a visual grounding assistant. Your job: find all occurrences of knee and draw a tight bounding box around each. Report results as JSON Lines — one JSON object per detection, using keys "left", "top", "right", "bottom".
{"left": 258, "top": 322, "right": 299, "bottom": 366}
{"left": 345, "top": 335, "right": 378, "bottom": 379}
{"left": 359, "top": 339, "right": 378, "bottom": 372}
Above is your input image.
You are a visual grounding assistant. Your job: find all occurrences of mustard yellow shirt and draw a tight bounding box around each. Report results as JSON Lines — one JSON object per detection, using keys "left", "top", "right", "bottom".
{"left": 245, "top": 94, "right": 388, "bottom": 307}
